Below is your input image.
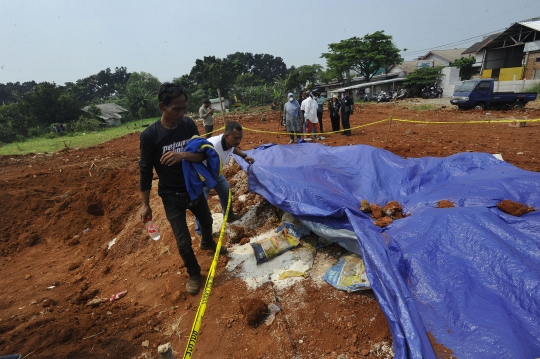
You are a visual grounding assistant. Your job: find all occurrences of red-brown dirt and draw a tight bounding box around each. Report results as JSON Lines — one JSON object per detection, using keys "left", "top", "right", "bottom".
{"left": 497, "top": 199, "right": 535, "bottom": 216}
{"left": 1, "top": 98, "right": 540, "bottom": 358}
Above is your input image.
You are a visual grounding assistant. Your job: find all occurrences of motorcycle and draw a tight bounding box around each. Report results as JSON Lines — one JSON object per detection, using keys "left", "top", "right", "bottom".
{"left": 396, "top": 88, "right": 409, "bottom": 100}
{"left": 421, "top": 86, "right": 430, "bottom": 99}
{"left": 421, "top": 85, "right": 443, "bottom": 99}
{"left": 377, "top": 91, "right": 392, "bottom": 103}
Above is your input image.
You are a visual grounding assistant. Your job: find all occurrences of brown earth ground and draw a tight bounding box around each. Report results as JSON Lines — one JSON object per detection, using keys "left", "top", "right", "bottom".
{"left": 1, "top": 98, "right": 540, "bottom": 359}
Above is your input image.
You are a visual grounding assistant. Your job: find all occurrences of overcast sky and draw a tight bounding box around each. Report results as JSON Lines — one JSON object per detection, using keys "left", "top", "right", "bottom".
{"left": 0, "top": 0, "right": 538, "bottom": 85}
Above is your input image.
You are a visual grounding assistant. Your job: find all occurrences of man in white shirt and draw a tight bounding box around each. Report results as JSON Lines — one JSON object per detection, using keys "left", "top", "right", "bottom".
{"left": 300, "top": 91, "right": 323, "bottom": 141}
{"left": 195, "top": 121, "right": 255, "bottom": 233}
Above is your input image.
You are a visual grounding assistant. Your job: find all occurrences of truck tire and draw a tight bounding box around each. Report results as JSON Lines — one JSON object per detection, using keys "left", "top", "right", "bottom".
{"left": 511, "top": 102, "right": 524, "bottom": 110}
{"left": 473, "top": 103, "right": 485, "bottom": 110}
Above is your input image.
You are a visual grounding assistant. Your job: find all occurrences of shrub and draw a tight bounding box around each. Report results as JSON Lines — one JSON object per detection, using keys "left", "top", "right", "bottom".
{"left": 27, "top": 126, "right": 47, "bottom": 138}
{"left": 409, "top": 104, "right": 436, "bottom": 111}
{"left": 525, "top": 83, "right": 540, "bottom": 95}
{"left": 71, "top": 116, "right": 102, "bottom": 133}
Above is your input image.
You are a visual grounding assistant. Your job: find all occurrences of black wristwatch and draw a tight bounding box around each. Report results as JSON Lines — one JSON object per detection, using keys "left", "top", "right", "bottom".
{"left": 241, "top": 153, "right": 247, "bottom": 159}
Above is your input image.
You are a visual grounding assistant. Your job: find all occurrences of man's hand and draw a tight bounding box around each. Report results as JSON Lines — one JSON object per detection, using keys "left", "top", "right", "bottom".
{"left": 160, "top": 151, "right": 183, "bottom": 166}
{"left": 140, "top": 204, "right": 152, "bottom": 223}
{"left": 244, "top": 156, "right": 255, "bottom": 164}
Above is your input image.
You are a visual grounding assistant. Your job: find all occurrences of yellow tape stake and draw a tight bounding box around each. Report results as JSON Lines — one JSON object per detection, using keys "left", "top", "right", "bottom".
{"left": 183, "top": 189, "right": 232, "bottom": 359}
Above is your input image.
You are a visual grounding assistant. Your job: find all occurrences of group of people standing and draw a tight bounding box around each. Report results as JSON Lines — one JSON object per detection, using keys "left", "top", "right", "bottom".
{"left": 282, "top": 89, "right": 354, "bottom": 142}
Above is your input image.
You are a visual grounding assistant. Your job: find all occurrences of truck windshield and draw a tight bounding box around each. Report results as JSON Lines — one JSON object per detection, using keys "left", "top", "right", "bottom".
{"left": 456, "top": 81, "right": 477, "bottom": 92}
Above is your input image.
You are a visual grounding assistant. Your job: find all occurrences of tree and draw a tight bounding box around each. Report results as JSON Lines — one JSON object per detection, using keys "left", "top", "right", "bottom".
{"left": 250, "top": 54, "right": 287, "bottom": 83}
{"left": 121, "top": 72, "right": 161, "bottom": 119}
{"left": 20, "top": 82, "right": 64, "bottom": 127}
{"left": 234, "top": 73, "right": 262, "bottom": 88}
{"left": 295, "top": 65, "right": 324, "bottom": 88}
{"left": 66, "top": 67, "right": 131, "bottom": 103}
{"left": 226, "top": 52, "right": 288, "bottom": 83}
{"left": 226, "top": 52, "right": 256, "bottom": 74}
{"left": 86, "top": 103, "right": 102, "bottom": 118}
{"left": 187, "top": 56, "right": 241, "bottom": 97}
{"left": 0, "top": 103, "right": 24, "bottom": 142}
{"left": 403, "top": 67, "right": 444, "bottom": 96}
{"left": 321, "top": 31, "right": 404, "bottom": 82}
{"left": 452, "top": 57, "right": 477, "bottom": 80}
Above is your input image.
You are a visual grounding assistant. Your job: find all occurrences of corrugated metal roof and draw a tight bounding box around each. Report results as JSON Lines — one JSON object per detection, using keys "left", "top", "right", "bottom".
{"left": 421, "top": 48, "right": 467, "bottom": 63}
{"left": 329, "top": 78, "right": 405, "bottom": 93}
{"left": 519, "top": 18, "right": 540, "bottom": 32}
{"left": 81, "top": 103, "right": 128, "bottom": 120}
{"left": 462, "top": 33, "right": 500, "bottom": 54}
{"left": 486, "top": 18, "right": 540, "bottom": 49}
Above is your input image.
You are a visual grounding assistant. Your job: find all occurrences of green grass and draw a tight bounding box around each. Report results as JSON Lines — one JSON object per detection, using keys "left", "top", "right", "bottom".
{"left": 0, "top": 118, "right": 159, "bottom": 156}
{"left": 409, "top": 104, "right": 436, "bottom": 111}
{"left": 525, "top": 83, "right": 540, "bottom": 95}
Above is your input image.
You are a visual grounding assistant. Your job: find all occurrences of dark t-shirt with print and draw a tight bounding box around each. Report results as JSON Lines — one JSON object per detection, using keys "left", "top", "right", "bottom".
{"left": 139, "top": 117, "right": 200, "bottom": 196}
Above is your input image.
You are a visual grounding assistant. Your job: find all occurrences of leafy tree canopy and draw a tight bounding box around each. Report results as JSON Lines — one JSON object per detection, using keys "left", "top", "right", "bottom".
{"left": 452, "top": 56, "right": 477, "bottom": 80}
{"left": 0, "top": 81, "right": 38, "bottom": 104}
{"left": 321, "top": 31, "right": 404, "bottom": 82}
{"left": 403, "top": 66, "right": 444, "bottom": 95}
{"left": 120, "top": 72, "right": 161, "bottom": 119}
{"left": 20, "top": 82, "right": 82, "bottom": 128}
{"left": 66, "top": 67, "right": 130, "bottom": 103}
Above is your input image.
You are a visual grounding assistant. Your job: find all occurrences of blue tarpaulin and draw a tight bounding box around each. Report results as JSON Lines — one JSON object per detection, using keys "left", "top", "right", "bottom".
{"left": 236, "top": 143, "right": 540, "bottom": 359}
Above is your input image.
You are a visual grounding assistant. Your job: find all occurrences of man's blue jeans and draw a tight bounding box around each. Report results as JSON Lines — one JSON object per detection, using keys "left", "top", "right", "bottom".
{"left": 195, "top": 174, "right": 231, "bottom": 234}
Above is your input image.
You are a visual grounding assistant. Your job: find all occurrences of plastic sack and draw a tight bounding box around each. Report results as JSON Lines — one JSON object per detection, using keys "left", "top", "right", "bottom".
{"left": 278, "top": 213, "right": 311, "bottom": 238}
{"left": 251, "top": 227, "right": 300, "bottom": 265}
{"left": 323, "top": 254, "right": 371, "bottom": 292}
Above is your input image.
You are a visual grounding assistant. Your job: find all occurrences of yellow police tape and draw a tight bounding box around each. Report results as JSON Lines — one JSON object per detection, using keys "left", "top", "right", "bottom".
{"left": 202, "top": 125, "right": 225, "bottom": 137}
{"left": 183, "top": 189, "right": 231, "bottom": 359}
{"left": 239, "top": 117, "right": 540, "bottom": 137}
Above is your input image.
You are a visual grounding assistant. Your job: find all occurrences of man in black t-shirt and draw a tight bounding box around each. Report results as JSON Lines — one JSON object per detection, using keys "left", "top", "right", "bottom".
{"left": 340, "top": 90, "right": 354, "bottom": 136}
{"left": 139, "top": 82, "right": 226, "bottom": 295}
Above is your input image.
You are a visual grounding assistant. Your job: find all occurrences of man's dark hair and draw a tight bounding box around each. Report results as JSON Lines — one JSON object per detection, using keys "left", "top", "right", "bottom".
{"left": 158, "top": 82, "right": 189, "bottom": 106}
{"left": 224, "top": 121, "right": 242, "bottom": 134}
{"left": 203, "top": 99, "right": 211, "bottom": 105}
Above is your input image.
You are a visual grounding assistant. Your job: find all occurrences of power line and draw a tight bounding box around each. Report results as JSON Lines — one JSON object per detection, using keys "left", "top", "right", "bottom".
{"left": 402, "top": 29, "right": 507, "bottom": 58}
{"left": 402, "top": 0, "right": 537, "bottom": 57}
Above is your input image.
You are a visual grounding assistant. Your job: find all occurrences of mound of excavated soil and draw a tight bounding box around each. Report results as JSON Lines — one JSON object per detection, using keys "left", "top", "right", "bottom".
{"left": 2, "top": 100, "right": 539, "bottom": 358}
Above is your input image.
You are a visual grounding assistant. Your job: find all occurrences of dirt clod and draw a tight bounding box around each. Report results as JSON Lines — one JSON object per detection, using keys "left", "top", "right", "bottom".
{"left": 437, "top": 200, "right": 455, "bottom": 208}
{"left": 360, "top": 200, "right": 371, "bottom": 213}
{"left": 240, "top": 298, "right": 268, "bottom": 327}
{"left": 497, "top": 199, "right": 535, "bottom": 216}
{"left": 226, "top": 224, "right": 245, "bottom": 244}
{"left": 370, "top": 204, "right": 384, "bottom": 219}
{"left": 382, "top": 201, "right": 404, "bottom": 219}
{"left": 19, "top": 232, "right": 39, "bottom": 247}
{"left": 374, "top": 217, "right": 393, "bottom": 228}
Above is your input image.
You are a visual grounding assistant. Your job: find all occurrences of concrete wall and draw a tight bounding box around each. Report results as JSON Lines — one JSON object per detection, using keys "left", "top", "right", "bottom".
{"left": 105, "top": 118, "right": 121, "bottom": 127}
{"left": 494, "top": 79, "right": 540, "bottom": 92}
{"left": 440, "top": 67, "right": 462, "bottom": 97}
